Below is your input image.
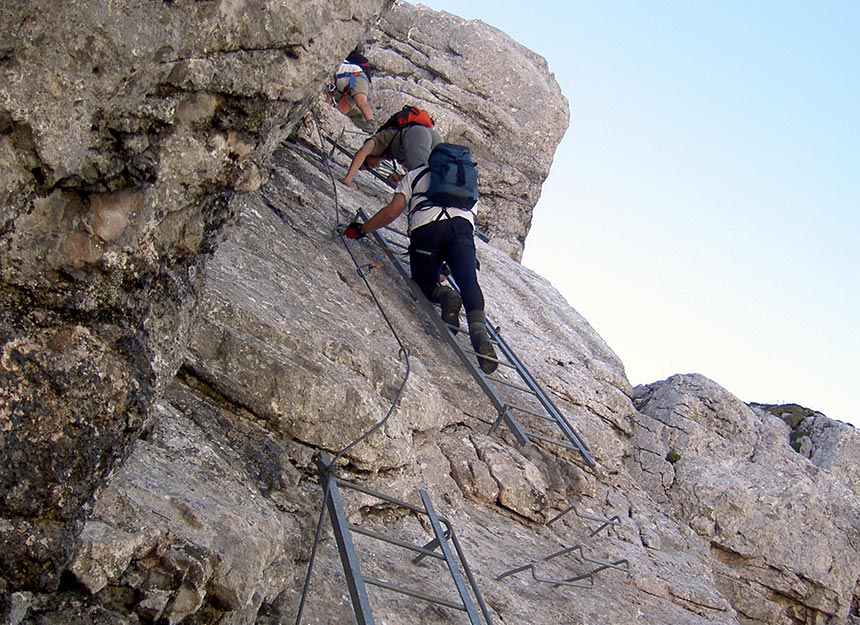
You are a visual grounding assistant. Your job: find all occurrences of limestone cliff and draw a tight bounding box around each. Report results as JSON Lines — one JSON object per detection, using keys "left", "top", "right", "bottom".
{"left": 1, "top": 2, "right": 858, "bottom": 625}
{"left": 360, "top": 4, "right": 569, "bottom": 260}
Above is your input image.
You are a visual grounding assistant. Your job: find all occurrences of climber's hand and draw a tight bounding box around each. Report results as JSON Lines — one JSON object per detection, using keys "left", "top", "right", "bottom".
{"left": 343, "top": 222, "right": 365, "bottom": 239}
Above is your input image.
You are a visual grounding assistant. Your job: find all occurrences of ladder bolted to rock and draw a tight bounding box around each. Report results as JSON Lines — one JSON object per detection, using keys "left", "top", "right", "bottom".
{"left": 309, "top": 453, "right": 494, "bottom": 625}
{"left": 353, "top": 202, "right": 596, "bottom": 469}
{"left": 322, "top": 133, "right": 594, "bottom": 467}
{"left": 292, "top": 134, "right": 620, "bottom": 622}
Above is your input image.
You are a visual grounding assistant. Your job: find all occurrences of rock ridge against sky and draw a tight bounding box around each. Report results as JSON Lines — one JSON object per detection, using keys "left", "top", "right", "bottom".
{"left": 1, "top": 2, "right": 858, "bottom": 624}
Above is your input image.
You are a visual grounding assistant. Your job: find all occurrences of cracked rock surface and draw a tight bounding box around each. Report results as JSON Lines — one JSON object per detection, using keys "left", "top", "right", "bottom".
{"left": 2, "top": 2, "right": 859, "bottom": 624}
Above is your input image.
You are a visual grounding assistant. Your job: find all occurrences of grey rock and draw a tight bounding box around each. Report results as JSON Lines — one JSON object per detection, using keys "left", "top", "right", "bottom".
{"left": 70, "top": 391, "right": 300, "bottom": 623}
{"left": 752, "top": 403, "right": 860, "bottom": 497}
{"left": 633, "top": 374, "right": 860, "bottom": 624}
{"left": 1, "top": 0, "right": 392, "bottom": 594}
{"left": 2, "top": 2, "right": 860, "bottom": 625}
{"left": 472, "top": 435, "right": 549, "bottom": 521}
{"left": 359, "top": 3, "right": 571, "bottom": 260}
{"left": 439, "top": 432, "right": 501, "bottom": 505}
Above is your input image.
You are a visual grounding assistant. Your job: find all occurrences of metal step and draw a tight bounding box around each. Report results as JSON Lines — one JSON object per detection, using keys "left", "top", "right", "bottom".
{"left": 496, "top": 543, "right": 630, "bottom": 589}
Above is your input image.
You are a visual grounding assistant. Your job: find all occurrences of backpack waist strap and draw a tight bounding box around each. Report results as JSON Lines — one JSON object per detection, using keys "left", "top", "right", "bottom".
{"left": 335, "top": 71, "right": 367, "bottom": 92}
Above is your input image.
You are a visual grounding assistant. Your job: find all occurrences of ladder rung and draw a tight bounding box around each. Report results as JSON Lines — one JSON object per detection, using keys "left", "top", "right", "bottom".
{"left": 348, "top": 525, "right": 446, "bottom": 560}
{"left": 440, "top": 323, "right": 499, "bottom": 346}
{"left": 524, "top": 430, "right": 582, "bottom": 452}
{"left": 507, "top": 402, "right": 555, "bottom": 421}
{"left": 362, "top": 576, "right": 466, "bottom": 612}
{"left": 462, "top": 347, "right": 514, "bottom": 370}
{"left": 380, "top": 224, "right": 409, "bottom": 238}
{"left": 383, "top": 238, "right": 409, "bottom": 250}
{"left": 486, "top": 375, "right": 539, "bottom": 396}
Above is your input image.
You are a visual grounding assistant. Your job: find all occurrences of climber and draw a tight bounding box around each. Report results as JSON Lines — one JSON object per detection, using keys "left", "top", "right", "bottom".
{"left": 341, "top": 105, "right": 442, "bottom": 187}
{"left": 329, "top": 49, "right": 374, "bottom": 124}
{"left": 342, "top": 145, "right": 497, "bottom": 374}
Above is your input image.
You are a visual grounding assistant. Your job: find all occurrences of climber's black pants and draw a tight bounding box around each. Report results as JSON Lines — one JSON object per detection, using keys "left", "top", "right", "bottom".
{"left": 409, "top": 217, "right": 485, "bottom": 313}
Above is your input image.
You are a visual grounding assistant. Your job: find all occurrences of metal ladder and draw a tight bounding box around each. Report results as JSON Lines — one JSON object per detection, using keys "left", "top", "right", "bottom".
{"left": 313, "top": 453, "right": 494, "bottom": 625}
{"left": 322, "top": 134, "right": 594, "bottom": 467}
{"left": 357, "top": 206, "right": 596, "bottom": 469}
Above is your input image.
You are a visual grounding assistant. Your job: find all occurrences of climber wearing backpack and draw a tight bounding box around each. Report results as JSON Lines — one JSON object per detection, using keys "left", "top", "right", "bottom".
{"left": 329, "top": 49, "right": 374, "bottom": 124}
{"left": 343, "top": 143, "right": 498, "bottom": 374}
{"left": 341, "top": 105, "right": 443, "bottom": 187}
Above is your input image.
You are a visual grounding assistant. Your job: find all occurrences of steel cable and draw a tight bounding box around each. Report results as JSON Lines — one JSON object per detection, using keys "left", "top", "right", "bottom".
{"left": 294, "top": 108, "right": 412, "bottom": 625}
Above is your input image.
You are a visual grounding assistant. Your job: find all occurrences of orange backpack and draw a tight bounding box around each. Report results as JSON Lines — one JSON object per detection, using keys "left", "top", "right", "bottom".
{"left": 377, "top": 106, "right": 434, "bottom": 132}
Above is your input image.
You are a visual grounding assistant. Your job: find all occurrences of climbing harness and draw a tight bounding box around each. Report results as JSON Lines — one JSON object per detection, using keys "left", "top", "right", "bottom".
{"left": 335, "top": 70, "right": 366, "bottom": 93}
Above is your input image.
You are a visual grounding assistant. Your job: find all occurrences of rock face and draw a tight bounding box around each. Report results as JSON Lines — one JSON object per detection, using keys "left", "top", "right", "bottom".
{"left": 1, "top": 0, "right": 393, "bottom": 596}
{"left": 632, "top": 376, "right": 860, "bottom": 624}
{"left": 2, "top": 2, "right": 859, "bottom": 625}
{"left": 353, "top": 3, "right": 570, "bottom": 261}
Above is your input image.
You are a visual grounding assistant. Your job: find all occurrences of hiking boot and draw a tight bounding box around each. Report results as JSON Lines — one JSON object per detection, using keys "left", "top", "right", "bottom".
{"left": 470, "top": 328, "right": 498, "bottom": 374}
{"left": 467, "top": 310, "right": 497, "bottom": 374}
{"left": 434, "top": 286, "right": 462, "bottom": 330}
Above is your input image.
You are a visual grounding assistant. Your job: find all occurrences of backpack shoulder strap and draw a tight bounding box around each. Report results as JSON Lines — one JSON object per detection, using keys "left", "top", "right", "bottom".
{"left": 380, "top": 126, "right": 406, "bottom": 159}
{"left": 409, "top": 168, "right": 434, "bottom": 214}
{"left": 409, "top": 167, "right": 430, "bottom": 193}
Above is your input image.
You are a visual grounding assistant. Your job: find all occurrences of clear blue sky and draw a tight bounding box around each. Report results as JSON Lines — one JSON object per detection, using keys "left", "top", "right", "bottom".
{"left": 420, "top": 1, "right": 859, "bottom": 426}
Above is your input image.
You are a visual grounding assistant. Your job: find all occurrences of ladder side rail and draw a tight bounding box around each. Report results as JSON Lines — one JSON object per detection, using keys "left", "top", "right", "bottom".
{"left": 357, "top": 209, "right": 531, "bottom": 447}
{"left": 407, "top": 275, "right": 529, "bottom": 446}
{"left": 488, "top": 325, "right": 596, "bottom": 467}
{"left": 329, "top": 474, "right": 494, "bottom": 623}
{"left": 441, "top": 271, "right": 593, "bottom": 465}
{"left": 489, "top": 325, "right": 583, "bottom": 442}
{"left": 446, "top": 523, "right": 496, "bottom": 625}
{"left": 326, "top": 470, "right": 479, "bottom": 612}
{"left": 316, "top": 453, "right": 376, "bottom": 625}
{"left": 489, "top": 326, "right": 577, "bottom": 437}
{"left": 417, "top": 522, "right": 495, "bottom": 625}
{"left": 418, "top": 490, "right": 486, "bottom": 625}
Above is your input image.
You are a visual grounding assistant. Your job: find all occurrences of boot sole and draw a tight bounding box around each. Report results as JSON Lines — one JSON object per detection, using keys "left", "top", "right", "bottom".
{"left": 441, "top": 293, "right": 462, "bottom": 329}
{"left": 475, "top": 340, "right": 498, "bottom": 374}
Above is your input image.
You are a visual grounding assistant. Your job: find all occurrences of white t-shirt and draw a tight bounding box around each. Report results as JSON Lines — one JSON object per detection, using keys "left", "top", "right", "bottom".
{"left": 395, "top": 166, "right": 477, "bottom": 233}
{"left": 336, "top": 61, "right": 364, "bottom": 76}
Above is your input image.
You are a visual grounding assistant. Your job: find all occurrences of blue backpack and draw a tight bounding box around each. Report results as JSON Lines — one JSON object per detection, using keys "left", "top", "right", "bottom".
{"left": 412, "top": 144, "right": 479, "bottom": 212}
